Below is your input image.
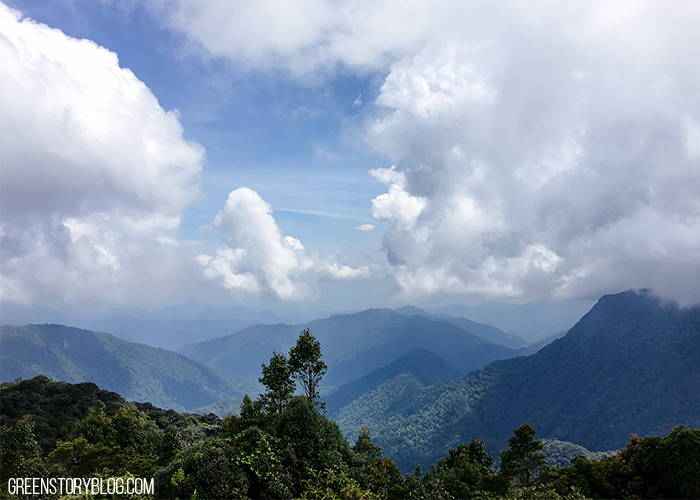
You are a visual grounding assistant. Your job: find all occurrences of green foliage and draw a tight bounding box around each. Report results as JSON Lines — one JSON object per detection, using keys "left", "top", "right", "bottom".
{"left": 0, "top": 414, "right": 49, "bottom": 499}
{"left": 259, "top": 351, "right": 295, "bottom": 414}
{"left": 48, "top": 406, "right": 158, "bottom": 477}
{"left": 424, "top": 439, "right": 505, "bottom": 499}
{"left": 300, "top": 468, "right": 379, "bottom": 500}
{"left": 594, "top": 426, "right": 700, "bottom": 499}
{"left": 232, "top": 427, "right": 282, "bottom": 481}
{"left": 350, "top": 427, "right": 404, "bottom": 498}
{"left": 221, "top": 394, "right": 270, "bottom": 438}
{"left": 353, "top": 426, "right": 383, "bottom": 460}
{"left": 0, "top": 375, "right": 125, "bottom": 455}
{"left": 160, "top": 425, "right": 182, "bottom": 465}
{"left": 274, "top": 396, "right": 355, "bottom": 490}
{"left": 500, "top": 423, "right": 548, "bottom": 487}
{"left": 155, "top": 438, "right": 249, "bottom": 500}
{"left": 289, "top": 329, "right": 327, "bottom": 410}
{"left": 501, "top": 483, "right": 589, "bottom": 500}
{"left": 171, "top": 467, "right": 185, "bottom": 486}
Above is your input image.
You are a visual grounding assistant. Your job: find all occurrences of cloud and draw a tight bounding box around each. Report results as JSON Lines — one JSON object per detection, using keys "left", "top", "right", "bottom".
{"left": 356, "top": 224, "right": 375, "bottom": 232}
{"left": 0, "top": 3, "right": 205, "bottom": 305}
{"left": 143, "top": 0, "right": 444, "bottom": 77}
{"left": 364, "top": 4, "right": 700, "bottom": 304}
{"left": 198, "top": 188, "right": 371, "bottom": 300}
{"left": 7, "top": 0, "right": 700, "bottom": 306}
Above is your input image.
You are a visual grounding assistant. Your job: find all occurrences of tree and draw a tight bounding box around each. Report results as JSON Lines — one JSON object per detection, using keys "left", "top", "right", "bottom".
{"left": 154, "top": 438, "right": 250, "bottom": 500}
{"left": 500, "top": 422, "right": 548, "bottom": 487}
{"left": 288, "top": 329, "right": 327, "bottom": 410}
{"left": 0, "top": 414, "right": 48, "bottom": 490}
{"left": 425, "top": 439, "right": 503, "bottom": 499}
{"left": 49, "top": 406, "right": 157, "bottom": 477}
{"left": 352, "top": 427, "right": 404, "bottom": 498}
{"left": 274, "top": 396, "right": 355, "bottom": 494}
{"left": 353, "top": 427, "right": 382, "bottom": 461}
{"left": 446, "top": 439, "right": 494, "bottom": 471}
{"left": 259, "top": 351, "right": 296, "bottom": 415}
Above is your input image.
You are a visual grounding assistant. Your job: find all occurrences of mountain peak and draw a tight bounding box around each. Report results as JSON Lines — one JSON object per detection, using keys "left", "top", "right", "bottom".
{"left": 394, "top": 305, "right": 430, "bottom": 316}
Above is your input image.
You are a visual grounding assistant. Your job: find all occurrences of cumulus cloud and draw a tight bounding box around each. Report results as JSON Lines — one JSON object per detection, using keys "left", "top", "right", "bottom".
{"left": 0, "top": 3, "right": 205, "bottom": 305}
{"left": 142, "top": 0, "right": 447, "bottom": 76}
{"left": 7, "top": 0, "right": 700, "bottom": 305}
{"left": 364, "top": 3, "right": 700, "bottom": 304}
{"left": 198, "top": 188, "right": 370, "bottom": 300}
{"left": 356, "top": 224, "right": 375, "bottom": 232}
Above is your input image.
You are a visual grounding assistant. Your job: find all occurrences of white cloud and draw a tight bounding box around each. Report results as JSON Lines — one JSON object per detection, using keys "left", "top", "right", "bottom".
{"left": 122, "top": 0, "right": 700, "bottom": 304}
{"left": 361, "top": 3, "right": 700, "bottom": 304}
{"left": 198, "top": 188, "right": 371, "bottom": 300}
{"left": 7, "top": 0, "right": 700, "bottom": 306}
{"left": 370, "top": 167, "right": 426, "bottom": 230}
{"left": 356, "top": 224, "right": 375, "bottom": 232}
{"left": 143, "top": 0, "right": 446, "bottom": 77}
{"left": 377, "top": 41, "right": 496, "bottom": 119}
{"left": 0, "top": 3, "right": 205, "bottom": 305}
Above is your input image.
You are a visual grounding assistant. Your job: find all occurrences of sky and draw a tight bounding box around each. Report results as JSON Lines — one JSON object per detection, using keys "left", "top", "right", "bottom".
{"left": 2, "top": 0, "right": 700, "bottom": 314}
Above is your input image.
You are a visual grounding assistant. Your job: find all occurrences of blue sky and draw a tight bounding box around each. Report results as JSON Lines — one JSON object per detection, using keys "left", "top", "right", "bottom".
{"left": 2, "top": 0, "right": 700, "bottom": 312}
{"left": 8, "top": 0, "right": 387, "bottom": 243}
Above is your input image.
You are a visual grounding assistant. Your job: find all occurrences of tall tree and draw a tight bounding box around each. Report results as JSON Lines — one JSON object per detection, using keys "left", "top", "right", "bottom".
{"left": 0, "top": 414, "right": 48, "bottom": 486}
{"left": 288, "top": 329, "right": 327, "bottom": 410}
{"left": 500, "top": 423, "right": 547, "bottom": 487}
{"left": 259, "top": 351, "right": 295, "bottom": 415}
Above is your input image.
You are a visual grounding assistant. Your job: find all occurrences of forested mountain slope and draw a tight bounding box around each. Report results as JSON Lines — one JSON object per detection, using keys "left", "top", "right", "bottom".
{"left": 0, "top": 324, "right": 259, "bottom": 412}
{"left": 2, "top": 375, "right": 698, "bottom": 500}
{"left": 180, "top": 309, "right": 519, "bottom": 387}
{"left": 325, "top": 349, "right": 461, "bottom": 417}
{"left": 335, "top": 290, "right": 700, "bottom": 471}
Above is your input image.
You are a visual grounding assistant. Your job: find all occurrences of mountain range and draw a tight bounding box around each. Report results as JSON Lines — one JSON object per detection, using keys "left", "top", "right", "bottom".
{"left": 332, "top": 290, "right": 700, "bottom": 471}
{"left": 178, "top": 308, "right": 524, "bottom": 388}
{"left": 0, "top": 324, "right": 259, "bottom": 412}
{"left": 3, "top": 290, "right": 696, "bottom": 477}
{"left": 1, "top": 298, "right": 592, "bottom": 349}
{"left": 0, "top": 302, "right": 288, "bottom": 351}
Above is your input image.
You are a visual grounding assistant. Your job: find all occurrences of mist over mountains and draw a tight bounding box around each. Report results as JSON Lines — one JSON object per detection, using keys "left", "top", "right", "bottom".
{"left": 426, "top": 299, "right": 596, "bottom": 342}
{"left": 1, "top": 297, "right": 592, "bottom": 350}
{"left": 0, "top": 302, "right": 289, "bottom": 351}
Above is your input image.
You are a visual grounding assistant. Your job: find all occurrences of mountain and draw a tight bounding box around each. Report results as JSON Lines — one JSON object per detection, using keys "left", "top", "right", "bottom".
{"left": 394, "top": 306, "right": 529, "bottom": 348}
{"left": 0, "top": 301, "right": 289, "bottom": 351}
{"left": 81, "top": 316, "right": 284, "bottom": 351}
{"left": 179, "top": 309, "right": 521, "bottom": 388}
{"left": 0, "top": 324, "right": 260, "bottom": 412}
{"left": 334, "top": 290, "right": 700, "bottom": 472}
{"left": 427, "top": 298, "right": 595, "bottom": 342}
{"left": 324, "top": 349, "right": 461, "bottom": 417}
